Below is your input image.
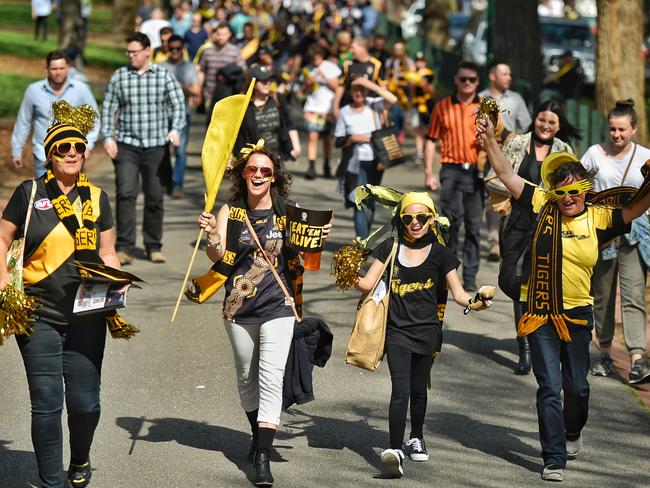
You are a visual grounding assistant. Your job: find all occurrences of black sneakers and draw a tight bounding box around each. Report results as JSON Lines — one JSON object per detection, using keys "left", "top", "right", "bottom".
{"left": 404, "top": 437, "right": 429, "bottom": 462}
{"left": 629, "top": 358, "right": 650, "bottom": 385}
{"left": 68, "top": 460, "right": 92, "bottom": 488}
{"left": 590, "top": 353, "right": 614, "bottom": 377}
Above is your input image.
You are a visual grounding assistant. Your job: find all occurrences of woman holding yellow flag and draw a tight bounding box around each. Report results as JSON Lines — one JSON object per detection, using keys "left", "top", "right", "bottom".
{"left": 478, "top": 116, "right": 650, "bottom": 482}
{"left": 195, "top": 141, "right": 331, "bottom": 487}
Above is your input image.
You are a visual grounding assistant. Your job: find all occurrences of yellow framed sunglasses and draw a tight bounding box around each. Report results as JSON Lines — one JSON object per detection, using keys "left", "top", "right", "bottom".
{"left": 546, "top": 180, "right": 592, "bottom": 201}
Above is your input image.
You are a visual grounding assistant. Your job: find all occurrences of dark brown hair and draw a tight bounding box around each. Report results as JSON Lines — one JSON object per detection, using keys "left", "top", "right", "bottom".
{"left": 228, "top": 148, "right": 292, "bottom": 201}
{"left": 608, "top": 99, "right": 638, "bottom": 127}
{"left": 548, "top": 162, "right": 598, "bottom": 188}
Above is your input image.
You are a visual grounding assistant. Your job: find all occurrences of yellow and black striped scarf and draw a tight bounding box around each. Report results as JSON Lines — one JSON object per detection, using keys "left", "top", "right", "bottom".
{"left": 519, "top": 161, "right": 650, "bottom": 341}
{"left": 44, "top": 170, "right": 98, "bottom": 261}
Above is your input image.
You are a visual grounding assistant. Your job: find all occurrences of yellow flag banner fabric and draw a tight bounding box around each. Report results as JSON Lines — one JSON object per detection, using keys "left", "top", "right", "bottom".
{"left": 201, "top": 80, "right": 255, "bottom": 212}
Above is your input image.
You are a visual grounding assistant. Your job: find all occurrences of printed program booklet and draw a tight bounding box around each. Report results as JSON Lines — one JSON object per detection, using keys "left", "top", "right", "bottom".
{"left": 72, "top": 261, "right": 145, "bottom": 315}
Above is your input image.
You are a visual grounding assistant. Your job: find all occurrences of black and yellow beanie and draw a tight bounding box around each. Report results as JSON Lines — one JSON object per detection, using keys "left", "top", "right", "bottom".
{"left": 43, "top": 101, "right": 97, "bottom": 160}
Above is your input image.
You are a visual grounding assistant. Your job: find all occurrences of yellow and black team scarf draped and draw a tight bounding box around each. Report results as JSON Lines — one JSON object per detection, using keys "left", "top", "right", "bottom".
{"left": 185, "top": 197, "right": 304, "bottom": 317}
{"left": 519, "top": 161, "right": 650, "bottom": 341}
{"left": 44, "top": 170, "right": 139, "bottom": 339}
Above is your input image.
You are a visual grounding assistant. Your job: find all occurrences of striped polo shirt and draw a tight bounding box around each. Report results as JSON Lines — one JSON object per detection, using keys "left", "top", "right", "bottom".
{"left": 427, "top": 94, "right": 481, "bottom": 165}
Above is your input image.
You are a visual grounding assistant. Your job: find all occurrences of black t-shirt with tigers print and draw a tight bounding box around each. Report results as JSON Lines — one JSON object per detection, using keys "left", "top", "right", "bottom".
{"left": 372, "top": 238, "right": 460, "bottom": 355}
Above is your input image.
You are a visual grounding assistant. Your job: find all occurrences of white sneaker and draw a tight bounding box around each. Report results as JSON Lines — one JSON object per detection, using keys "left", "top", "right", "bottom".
{"left": 541, "top": 464, "right": 564, "bottom": 482}
{"left": 566, "top": 434, "right": 581, "bottom": 459}
{"left": 380, "top": 449, "right": 404, "bottom": 478}
{"left": 405, "top": 437, "right": 429, "bottom": 461}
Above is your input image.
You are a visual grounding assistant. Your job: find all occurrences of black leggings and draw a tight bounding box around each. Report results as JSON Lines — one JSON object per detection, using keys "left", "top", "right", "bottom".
{"left": 385, "top": 341, "right": 432, "bottom": 450}
{"left": 16, "top": 318, "right": 106, "bottom": 488}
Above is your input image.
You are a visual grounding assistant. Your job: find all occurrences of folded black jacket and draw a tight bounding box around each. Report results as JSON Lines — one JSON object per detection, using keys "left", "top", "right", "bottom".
{"left": 282, "top": 317, "right": 333, "bottom": 410}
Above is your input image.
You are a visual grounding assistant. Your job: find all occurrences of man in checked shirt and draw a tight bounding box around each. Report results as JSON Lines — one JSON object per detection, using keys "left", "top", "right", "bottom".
{"left": 102, "top": 32, "right": 185, "bottom": 265}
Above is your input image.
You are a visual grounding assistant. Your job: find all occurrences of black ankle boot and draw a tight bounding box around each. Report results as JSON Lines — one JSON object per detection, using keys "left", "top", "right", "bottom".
{"left": 253, "top": 449, "right": 274, "bottom": 487}
{"left": 515, "top": 336, "right": 531, "bottom": 375}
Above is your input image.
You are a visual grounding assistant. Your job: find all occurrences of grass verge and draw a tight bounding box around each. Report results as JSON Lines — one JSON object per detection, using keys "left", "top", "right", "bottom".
{"left": 0, "top": 1, "right": 112, "bottom": 33}
{"left": 0, "top": 72, "right": 40, "bottom": 117}
{"left": 0, "top": 31, "right": 124, "bottom": 69}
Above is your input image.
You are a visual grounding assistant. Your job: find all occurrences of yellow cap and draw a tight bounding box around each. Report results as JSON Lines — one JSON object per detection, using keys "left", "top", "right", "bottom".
{"left": 540, "top": 151, "right": 580, "bottom": 188}
{"left": 400, "top": 192, "right": 436, "bottom": 215}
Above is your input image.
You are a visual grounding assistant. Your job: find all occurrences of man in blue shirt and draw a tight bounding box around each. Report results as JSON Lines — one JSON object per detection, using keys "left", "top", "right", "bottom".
{"left": 11, "top": 50, "right": 99, "bottom": 177}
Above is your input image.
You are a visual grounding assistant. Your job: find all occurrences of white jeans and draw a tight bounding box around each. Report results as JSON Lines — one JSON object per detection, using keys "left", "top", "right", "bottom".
{"left": 224, "top": 316, "right": 295, "bottom": 425}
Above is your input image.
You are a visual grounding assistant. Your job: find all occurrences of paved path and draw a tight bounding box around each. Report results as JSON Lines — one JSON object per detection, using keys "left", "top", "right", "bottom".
{"left": 1, "top": 118, "right": 649, "bottom": 488}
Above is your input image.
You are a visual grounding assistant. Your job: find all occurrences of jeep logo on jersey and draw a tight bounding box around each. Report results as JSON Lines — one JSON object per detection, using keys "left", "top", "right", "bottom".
{"left": 34, "top": 198, "right": 53, "bottom": 210}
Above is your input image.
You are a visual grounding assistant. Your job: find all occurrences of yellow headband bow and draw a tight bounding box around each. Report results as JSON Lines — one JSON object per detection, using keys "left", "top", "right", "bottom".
{"left": 240, "top": 138, "right": 265, "bottom": 159}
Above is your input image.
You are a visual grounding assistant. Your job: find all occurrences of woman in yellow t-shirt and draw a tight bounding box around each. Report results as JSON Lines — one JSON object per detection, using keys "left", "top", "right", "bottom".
{"left": 477, "top": 116, "right": 650, "bottom": 482}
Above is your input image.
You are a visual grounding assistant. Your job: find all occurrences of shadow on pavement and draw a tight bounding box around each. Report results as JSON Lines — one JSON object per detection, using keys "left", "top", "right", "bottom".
{"left": 0, "top": 439, "right": 39, "bottom": 488}
{"left": 115, "top": 417, "right": 258, "bottom": 484}
{"left": 444, "top": 329, "right": 519, "bottom": 371}
{"left": 428, "top": 411, "right": 539, "bottom": 473}
{"left": 277, "top": 406, "right": 386, "bottom": 473}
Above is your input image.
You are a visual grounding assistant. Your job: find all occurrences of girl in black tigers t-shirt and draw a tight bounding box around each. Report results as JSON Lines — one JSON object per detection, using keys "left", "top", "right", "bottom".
{"left": 354, "top": 192, "right": 491, "bottom": 479}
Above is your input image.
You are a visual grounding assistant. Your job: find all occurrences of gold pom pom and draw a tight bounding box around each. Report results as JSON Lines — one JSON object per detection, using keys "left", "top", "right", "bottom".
{"left": 51, "top": 100, "right": 97, "bottom": 136}
{"left": 475, "top": 97, "right": 503, "bottom": 128}
{"left": 0, "top": 285, "right": 38, "bottom": 346}
{"left": 331, "top": 245, "right": 369, "bottom": 292}
{"left": 106, "top": 312, "right": 139, "bottom": 339}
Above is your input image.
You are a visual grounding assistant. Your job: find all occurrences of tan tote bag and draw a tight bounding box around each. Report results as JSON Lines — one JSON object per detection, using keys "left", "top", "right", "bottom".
{"left": 345, "top": 240, "right": 398, "bottom": 371}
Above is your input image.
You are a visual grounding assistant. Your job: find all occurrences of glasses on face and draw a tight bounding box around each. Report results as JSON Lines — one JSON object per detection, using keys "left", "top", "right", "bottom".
{"left": 169, "top": 46, "right": 183, "bottom": 52}
{"left": 125, "top": 48, "right": 145, "bottom": 57}
{"left": 458, "top": 76, "right": 478, "bottom": 83}
{"left": 400, "top": 213, "right": 432, "bottom": 226}
{"left": 547, "top": 180, "right": 592, "bottom": 201}
{"left": 54, "top": 141, "right": 86, "bottom": 156}
{"left": 244, "top": 165, "right": 274, "bottom": 178}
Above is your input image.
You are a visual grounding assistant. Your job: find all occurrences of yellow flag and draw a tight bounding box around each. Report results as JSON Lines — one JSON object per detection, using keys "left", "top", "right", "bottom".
{"left": 201, "top": 79, "right": 256, "bottom": 212}
{"left": 240, "top": 38, "right": 259, "bottom": 61}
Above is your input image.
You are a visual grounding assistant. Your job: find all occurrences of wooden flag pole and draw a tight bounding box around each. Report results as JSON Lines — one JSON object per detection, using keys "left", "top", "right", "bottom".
{"left": 171, "top": 228, "right": 204, "bottom": 322}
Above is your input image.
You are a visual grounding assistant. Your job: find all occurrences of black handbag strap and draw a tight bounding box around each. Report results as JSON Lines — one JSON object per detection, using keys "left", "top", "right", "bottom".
{"left": 244, "top": 212, "right": 301, "bottom": 322}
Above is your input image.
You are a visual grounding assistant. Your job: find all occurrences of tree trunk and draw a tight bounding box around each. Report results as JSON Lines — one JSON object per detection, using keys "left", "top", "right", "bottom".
{"left": 492, "top": 0, "right": 543, "bottom": 105}
{"left": 596, "top": 0, "right": 647, "bottom": 144}
{"left": 113, "top": 0, "right": 141, "bottom": 35}
{"left": 58, "top": 0, "right": 84, "bottom": 66}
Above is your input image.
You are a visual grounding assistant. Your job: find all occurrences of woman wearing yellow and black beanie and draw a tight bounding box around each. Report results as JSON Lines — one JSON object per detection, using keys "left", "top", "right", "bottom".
{"left": 0, "top": 101, "right": 126, "bottom": 488}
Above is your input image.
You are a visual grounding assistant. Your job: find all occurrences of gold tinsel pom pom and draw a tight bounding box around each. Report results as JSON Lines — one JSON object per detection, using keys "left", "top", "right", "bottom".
{"left": 184, "top": 280, "right": 202, "bottom": 303}
{"left": 51, "top": 100, "right": 97, "bottom": 136}
{"left": 476, "top": 97, "right": 502, "bottom": 128}
{"left": 0, "top": 285, "right": 38, "bottom": 346}
{"left": 331, "top": 245, "right": 369, "bottom": 292}
{"left": 106, "top": 312, "right": 139, "bottom": 339}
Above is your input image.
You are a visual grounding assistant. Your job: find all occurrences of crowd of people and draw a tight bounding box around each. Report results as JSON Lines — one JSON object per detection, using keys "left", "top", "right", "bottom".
{"left": 5, "top": 1, "right": 650, "bottom": 487}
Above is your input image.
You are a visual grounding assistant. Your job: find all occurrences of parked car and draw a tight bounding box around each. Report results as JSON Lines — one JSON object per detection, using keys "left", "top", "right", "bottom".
{"left": 461, "top": 12, "right": 597, "bottom": 84}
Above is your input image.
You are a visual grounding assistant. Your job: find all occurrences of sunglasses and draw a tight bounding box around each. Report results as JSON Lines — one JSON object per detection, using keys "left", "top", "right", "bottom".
{"left": 458, "top": 76, "right": 478, "bottom": 83}
{"left": 54, "top": 141, "right": 86, "bottom": 156}
{"left": 401, "top": 213, "right": 432, "bottom": 226}
{"left": 547, "top": 180, "right": 592, "bottom": 201}
{"left": 169, "top": 46, "right": 183, "bottom": 52}
{"left": 244, "top": 165, "right": 274, "bottom": 178}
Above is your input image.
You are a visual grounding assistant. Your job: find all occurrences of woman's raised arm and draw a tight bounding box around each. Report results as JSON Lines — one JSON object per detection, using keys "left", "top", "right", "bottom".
{"left": 476, "top": 117, "right": 526, "bottom": 199}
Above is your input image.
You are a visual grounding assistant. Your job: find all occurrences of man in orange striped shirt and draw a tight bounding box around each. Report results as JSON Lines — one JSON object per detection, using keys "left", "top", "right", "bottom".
{"left": 423, "top": 61, "right": 483, "bottom": 290}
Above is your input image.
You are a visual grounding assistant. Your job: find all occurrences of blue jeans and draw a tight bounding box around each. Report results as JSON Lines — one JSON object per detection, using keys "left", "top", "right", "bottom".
{"left": 173, "top": 113, "right": 191, "bottom": 190}
{"left": 16, "top": 318, "right": 106, "bottom": 487}
{"left": 353, "top": 160, "right": 382, "bottom": 239}
{"left": 34, "top": 156, "right": 46, "bottom": 178}
{"left": 527, "top": 306, "right": 592, "bottom": 468}
{"left": 390, "top": 105, "right": 404, "bottom": 135}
